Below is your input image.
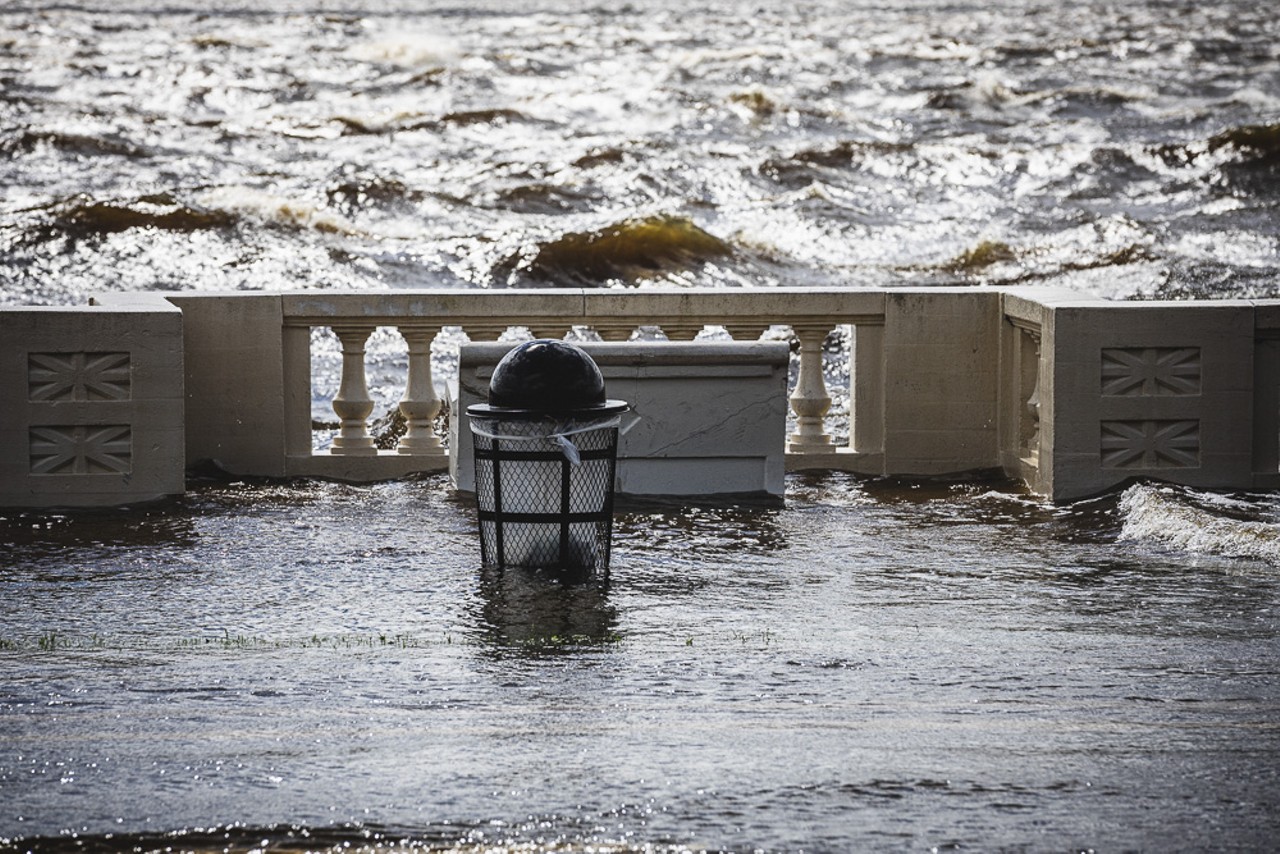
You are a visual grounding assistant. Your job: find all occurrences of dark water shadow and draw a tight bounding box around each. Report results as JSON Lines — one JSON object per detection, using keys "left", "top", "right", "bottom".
{"left": 471, "top": 564, "right": 619, "bottom": 659}
{"left": 0, "top": 499, "right": 198, "bottom": 568}
{"left": 0, "top": 821, "right": 483, "bottom": 854}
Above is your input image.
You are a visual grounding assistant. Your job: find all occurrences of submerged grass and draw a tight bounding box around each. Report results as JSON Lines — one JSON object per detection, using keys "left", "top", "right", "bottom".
{"left": 0, "top": 630, "right": 637, "bottom": 654}
{"left": 0, "top": 629, "right": 770, "bottom": 654}
{"left": 0, "top": 631, "right": 457, "bottom": 653}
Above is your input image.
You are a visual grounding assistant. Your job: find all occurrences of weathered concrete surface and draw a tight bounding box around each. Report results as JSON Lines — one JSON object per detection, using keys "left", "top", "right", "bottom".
{"left": 0, "top": 300, "right": 184, "bottom": 507}
{"left": 165, "top": 293, "right": 290, "bottom": 477}
{"left": 880, "top": 290, "right": 1001, "bottom": 475}
{"left": 1044, "top": 300, "right": 1256, "bottom": 501}
{"left": 452, "top": 342, "right": 789, "bottom": 498}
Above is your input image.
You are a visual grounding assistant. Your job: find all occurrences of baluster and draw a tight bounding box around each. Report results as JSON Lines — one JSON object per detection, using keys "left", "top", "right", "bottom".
{"left": 787, "top": 324, "right": 836, "bottom": 453}
{"left": 593, "top": 324, "right": 635, "bottom": 342}
{"left": 397, "top": 325, "right": 444, "bottom": 455}
{"left": 330, "top": 324, "right": 377, "bottom": 456}
{"left": 529, "top": 325, "right": 568, "bottom": 340}
{"left": 660, "top": 322, "right": 704, "bottom": 341}
{"left": 464, "top": 324, "right": 509, "bottom": 342}
{"left": 724, "top": 324, "right": 766, "bottom": 341}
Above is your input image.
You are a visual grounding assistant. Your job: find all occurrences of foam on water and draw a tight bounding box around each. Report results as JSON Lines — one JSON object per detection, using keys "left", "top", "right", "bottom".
{"left": 197, "top": 186, "right": 362, "bottom": 235}
{"left": 346, "top": 31, "right": 462, "bottom": 69}
{"left": 1117, "top": 483, "right": 1280, "bottom": 566}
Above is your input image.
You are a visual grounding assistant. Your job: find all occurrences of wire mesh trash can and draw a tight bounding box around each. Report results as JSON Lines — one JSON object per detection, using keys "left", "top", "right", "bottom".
{"left": 467, "top": 340, "right": 628, "bottom": 575}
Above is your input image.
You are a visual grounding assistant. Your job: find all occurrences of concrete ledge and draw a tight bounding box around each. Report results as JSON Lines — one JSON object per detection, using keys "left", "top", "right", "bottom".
{"left": 451, "top": 341, "right": 789, "bottom": 498}
{"left": 285, "top": 452, "right": 448, "bottom": 481}
{"left": 785, "top": 449, "right": 883, "bottom": 475}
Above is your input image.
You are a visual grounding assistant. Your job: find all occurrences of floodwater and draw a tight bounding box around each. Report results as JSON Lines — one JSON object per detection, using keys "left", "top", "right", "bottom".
{"left": 3, "top": 0, "right": 1280, "bottom": 849}
{"left": 2, "top": 475, "right": 1280, "bottom": 851}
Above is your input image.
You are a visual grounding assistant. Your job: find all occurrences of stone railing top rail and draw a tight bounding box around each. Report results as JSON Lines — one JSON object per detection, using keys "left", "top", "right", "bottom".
{"left": 90, "top": 286, "right": 1280, "bottom": 328}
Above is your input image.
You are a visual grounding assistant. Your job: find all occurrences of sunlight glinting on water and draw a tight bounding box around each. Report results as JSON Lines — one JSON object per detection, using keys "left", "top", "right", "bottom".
{"left": 4, "top": 0, "right": 1279, "bottom": 302}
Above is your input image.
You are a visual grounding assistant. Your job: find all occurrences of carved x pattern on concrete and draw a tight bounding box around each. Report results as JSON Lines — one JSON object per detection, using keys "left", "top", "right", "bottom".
{"left": 28, "top": 352, "right": 131, "bottom": 401}
{"left": 1101, "top": 347, "right": 1201, "bottom": 397}
{"left": 29, "top": 425, "right": 133, "bottom": 475}
{"left": 1100, "top": 420, "right": 1200, "bottom": 469}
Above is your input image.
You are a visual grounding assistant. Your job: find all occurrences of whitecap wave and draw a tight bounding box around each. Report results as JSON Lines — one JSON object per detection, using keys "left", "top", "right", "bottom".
{"left": 1117, "top": 483, "right": 1280, "bottom": 565}
{"left": 346, "top": 32, "right": 460, "bottom": 68}
{"left": 198, "top": 187, "right": 360, "bottom": 235}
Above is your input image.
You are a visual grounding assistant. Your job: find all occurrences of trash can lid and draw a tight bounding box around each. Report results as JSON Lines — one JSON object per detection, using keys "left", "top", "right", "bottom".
{"left": 468, "top": 339, "right": 628, "bottom": 418}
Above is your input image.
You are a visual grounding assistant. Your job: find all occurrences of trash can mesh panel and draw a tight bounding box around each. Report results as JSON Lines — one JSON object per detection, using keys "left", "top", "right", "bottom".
{"left": 480, "top": 520, "right": 610, "bottom": 571}
{"left": 470, "top": 419, "right": 619, "bottom": 572}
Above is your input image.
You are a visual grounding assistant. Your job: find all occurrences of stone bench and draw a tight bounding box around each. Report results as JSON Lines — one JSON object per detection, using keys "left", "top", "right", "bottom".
{"left": 449, "top": 341, "right": 789, "bottom": 500}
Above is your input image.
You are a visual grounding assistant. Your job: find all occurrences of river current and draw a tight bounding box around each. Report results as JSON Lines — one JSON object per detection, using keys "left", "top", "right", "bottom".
{"left": 2, "top": 0, "right": 1280, "bottom": 851}
{"left": 2, "top": 0, "right": 1278, "bottom": 302}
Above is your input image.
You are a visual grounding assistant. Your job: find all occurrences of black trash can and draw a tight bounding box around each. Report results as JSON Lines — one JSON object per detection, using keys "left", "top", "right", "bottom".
{"left": 467, "top": 340, "right": 628, "bottom": 575}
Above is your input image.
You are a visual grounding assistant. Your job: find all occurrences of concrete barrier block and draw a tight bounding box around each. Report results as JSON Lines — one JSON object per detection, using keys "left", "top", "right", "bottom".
{"left": 1045, "top": 303, "right": 1255, "bottom": 500}
{"left": 0, "top": 305, "right": 184, "bottom": 508}
{"left": 451, "top": 342, "right": 789, "bottom": 498}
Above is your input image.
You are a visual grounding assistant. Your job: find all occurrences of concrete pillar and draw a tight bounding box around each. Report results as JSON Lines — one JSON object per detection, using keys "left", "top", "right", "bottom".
{"left": 1046, "top": 303, "right": 1254, "bottom": 500}
{"left": 1, "top": 301, "right": 185, "bottom": 508}
{"left": 167, "top": 294, "right": 288, "bottom": 477}
{"left": 852, "top": 321, "right": 884, "bottom": 455}
{"left": 880, "top": 291, "right": 1000, "bottom": 475}
{"left": 282, "top": 324, "right": 313, "bottom": 459}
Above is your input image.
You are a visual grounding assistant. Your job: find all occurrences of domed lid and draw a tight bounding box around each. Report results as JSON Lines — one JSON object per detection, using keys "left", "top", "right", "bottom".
{"left": 468, "top": 339, "right": 627, "bottom": 418}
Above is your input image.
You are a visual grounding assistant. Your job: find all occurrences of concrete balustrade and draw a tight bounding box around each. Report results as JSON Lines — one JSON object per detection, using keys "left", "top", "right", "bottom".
{"left": 1, "top": 286, "right": 1276, "bottom": 508}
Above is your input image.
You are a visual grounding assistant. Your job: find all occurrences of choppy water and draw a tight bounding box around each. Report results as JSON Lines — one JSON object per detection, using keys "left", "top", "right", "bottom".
{"left": 1, "top": 0, "right": 1278, "bottom": 305}
{"left": 2, "top": 475, "right": 1279, "bottom": 851}
{"left": 3, "top": 0, "right": 1280, "bottom": 849}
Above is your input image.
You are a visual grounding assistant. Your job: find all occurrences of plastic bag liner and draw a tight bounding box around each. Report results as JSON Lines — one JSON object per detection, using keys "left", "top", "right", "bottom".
{"left": 468, "top": 413, "right": 623, "bottom": 573}
{"left": 468, "top": 414, "right": 623, "bottom": 466}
